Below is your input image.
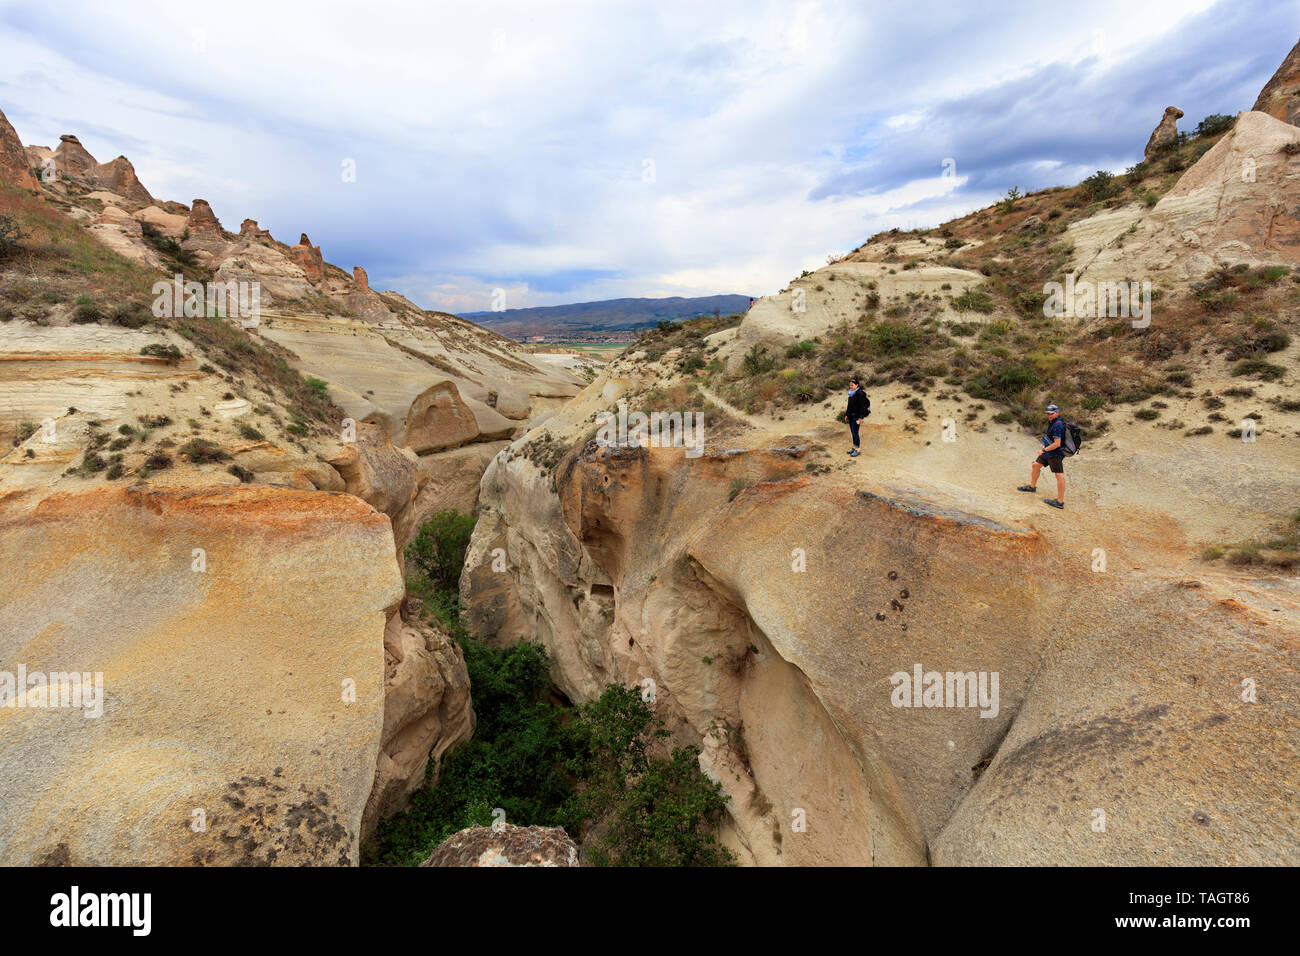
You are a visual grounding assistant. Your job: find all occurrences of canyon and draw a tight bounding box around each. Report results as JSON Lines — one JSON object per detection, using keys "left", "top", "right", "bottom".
{"left": 1, "top": 39, "right": 1298, "bottom": 867}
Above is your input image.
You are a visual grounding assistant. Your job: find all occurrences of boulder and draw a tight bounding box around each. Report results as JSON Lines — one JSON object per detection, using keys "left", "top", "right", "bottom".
{"left": 0, "top": 485, "right": 402, "bottom": 865}
{"left": 420, "top": 825, "right": 579, "bottom": 866}
{"left": 1144, "top": 106, "right": 1184, "bottom": 160}
{"left": 403, "top": 380, "right": 481, "bottom": 454}
{"left": 1252, "top": 38, "right": 1300, "bottom": 126}
{"left": 325, "top": 421, "right": 424, "bottom": 553}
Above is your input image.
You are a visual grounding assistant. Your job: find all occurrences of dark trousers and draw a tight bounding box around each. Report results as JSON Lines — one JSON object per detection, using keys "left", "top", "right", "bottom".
{"left": 849, "top": 418, "right": 860, "bottom": 447}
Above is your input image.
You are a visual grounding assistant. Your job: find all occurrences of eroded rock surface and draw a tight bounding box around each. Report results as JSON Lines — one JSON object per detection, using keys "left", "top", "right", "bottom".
{"left": 421, "top": 825, "right": 579, "bottom": 866}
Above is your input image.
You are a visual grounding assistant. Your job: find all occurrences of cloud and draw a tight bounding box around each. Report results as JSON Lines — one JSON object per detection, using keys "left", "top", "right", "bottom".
{"left": 0, "top": 0, "right": 1292, "bottom": 312}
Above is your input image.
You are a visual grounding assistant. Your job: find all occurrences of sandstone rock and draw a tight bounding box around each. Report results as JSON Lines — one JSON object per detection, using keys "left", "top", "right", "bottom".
{"left": 0, "top": 106, "right": 37, "bottom": 190}
{"left": 52, "top": 134, "right": 96, "bottom": 175}
{"left": 0, "top": 485, "right": 403, "bottom": 865}
{"left": 289, "top": 233, "right": 325, "bottom": 285}
{"left": 185, "top": 198, "right": 223, "bottom": 239}
{"left": 1252, "top": 38, "right": 1300, "bottom": 126}
{"left": 325, "top": 421, "right": 424, "bottom": 554}
{"left": 135, "top": 205, "right": 188, "bottom": 238}
{"left": 361, "top": 605, "right": 473, "bottom": 839}
{"left": 1078, "top": 110, "right": 1300, "bottom": 286}
{"left": 462, "top": 352, "right": 1300, "bottom": 867}
{"left": 420, "top": 825, "right": 579, "bottom": 866}
{"left": 353, "top": 265, "right": 369, "bottom": 291}
{"left": 239, "top": 218, "right": 272, "bottom": 241}
{"left": 403, "top": 380, "right": 481, "bottom": 454}
{"left": 1144, "top": 106, "right": 1184, "bottom": 160}
{"left": 88, "top": 156, "right": 152, "bottom": 205}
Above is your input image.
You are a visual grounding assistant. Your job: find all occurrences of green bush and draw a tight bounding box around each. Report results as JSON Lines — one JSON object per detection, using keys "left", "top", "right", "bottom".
{"left": 1195, "top": 114, "right": 1235, "bottom": 138}
{"left": 741, "top": 345, "right": 777, "bottom": 376}
{"left": 1079, "top": 170, "right": 1116, "bottom": 201}
{"left": 868, "top": 320, "right": 921, "bottom": 355}
{"left": 406, "top": 509, "right": 478, "bottom": 594}
{"left": 952, "top": 289, "right": 995, "bottom": 314}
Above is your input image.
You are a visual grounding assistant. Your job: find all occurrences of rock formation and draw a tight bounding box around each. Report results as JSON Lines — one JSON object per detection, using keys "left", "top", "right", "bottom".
{"left": 185, "top": 198, "right": 223, "bottom": 239}
{"left": 1143, "top": 105, "right": 1184, "bottom": 160}
{"left": 0, "top": 486, "right": 403, "bottom": 865}
{"left": 239, "top": 218, "right": 271, "bottom": 240}
{"left": 1253, "top": 38, "right": 1300, "bottom": 126}
{"left": 289, "top": 232, "right": 325, "bottom": 284}
{"left": 353, "top": 265, "right": 369, "bottom": 290}
{"left": 1077, "top": 110, "right": 1300, "bottom": 285}
{"left": 0, "top": 106, "right": 37, "bottom": 189}
{"left": 461, "top": 322, "right": 1300, "bottom": 866}
{"left": 420, "top": 825, "right": 579, "bottom": 866}
{"left": 363, "top": 597, "right": 473, "bottom": 839}
{"left": 52, "top": 133, "right": 96, "bottom": 175}
{"left": 88, "top": 156, "right": 153, "bottom": 205}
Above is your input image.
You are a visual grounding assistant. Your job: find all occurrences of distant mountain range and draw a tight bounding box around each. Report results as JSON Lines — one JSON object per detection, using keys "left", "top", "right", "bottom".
{"left": 461, "top": 294, "right": 753, "bottom": 340}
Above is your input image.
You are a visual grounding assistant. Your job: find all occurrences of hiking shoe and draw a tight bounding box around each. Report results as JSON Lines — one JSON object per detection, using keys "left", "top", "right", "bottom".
{"left": 849, "top": 448, "right": 861, "bottom": 457}
{"left": 1016, "top": 485, "right": 1036, "bottom": 493}
{"left": 1044, "top": 498, "right": 1065, "bottom": 510}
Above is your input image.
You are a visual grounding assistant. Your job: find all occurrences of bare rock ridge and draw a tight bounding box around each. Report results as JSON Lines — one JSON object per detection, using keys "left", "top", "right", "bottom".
{"left": 1253, "top": 38, "right": 1300, "bottom": 125}
{"left": 1143, "top": 105, "right": 1184, "bottom": 160}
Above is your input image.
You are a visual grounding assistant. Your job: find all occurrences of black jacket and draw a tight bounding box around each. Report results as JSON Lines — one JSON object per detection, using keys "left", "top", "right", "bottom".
{"left": 845, "top": 388, "right": 870, "bottom": 422}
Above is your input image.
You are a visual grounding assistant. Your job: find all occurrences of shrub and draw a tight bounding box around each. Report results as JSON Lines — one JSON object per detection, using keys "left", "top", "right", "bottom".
{"left": 72, "top": 300, "right": 102, "bottom": 324}
{"left": 1079, "top": 170, "right": 1116, "bottom": 201}
{"left": 952, "top": 290, "right": 995, "bottom": 314}
{"left": 237, "top": 423, "right": 265, "bottom": 441}
{"left": 1195, "top": 114, "right": 1235, "bottom": 138}
{"left": 741, "top": 345, "right": 777, "bottom": 376}
{"left": 0, "top": 212, "right": 28, "bottom": 260}
{"left": 140, "top": 343, "right": 182, "bottom": 361}
{"left": 110, "top": 303, "right": 150, "bottom": 328}
{"left": 1231, "top": 357, "right": 1285, "bottom": 381}
{"left": 406, "top": 510, "right": 477, "bottom": 594}
{"left": 177, "top": 438, "right": 229, "bottom": 462}
{"left": 228, "top": 464, "right": 254, "bottom": 483}
{"left": 868, "top": 320, "right": 921, "bottom": 355}
{"left": 306, "top": 376, "right": 329, "bottom": 394}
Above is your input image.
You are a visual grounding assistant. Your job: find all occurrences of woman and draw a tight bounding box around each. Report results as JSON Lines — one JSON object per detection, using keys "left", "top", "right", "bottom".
{"left": 844, "top": 376, "right": 870, "bottom": 457}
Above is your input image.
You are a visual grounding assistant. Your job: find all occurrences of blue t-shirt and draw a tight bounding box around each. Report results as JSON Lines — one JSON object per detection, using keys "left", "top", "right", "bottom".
{"left": 1043, "top": 419, "right": 1066, "bottom": 458}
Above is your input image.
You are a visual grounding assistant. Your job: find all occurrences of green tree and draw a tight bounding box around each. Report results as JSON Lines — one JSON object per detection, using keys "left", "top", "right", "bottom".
{"left": 406, "top": 509, "right": 477, "bottom": 593}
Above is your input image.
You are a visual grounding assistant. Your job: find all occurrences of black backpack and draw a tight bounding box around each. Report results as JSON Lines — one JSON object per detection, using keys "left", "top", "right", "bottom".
{"left": 1062, "top": 421, "right": 1082, "bottom": 456}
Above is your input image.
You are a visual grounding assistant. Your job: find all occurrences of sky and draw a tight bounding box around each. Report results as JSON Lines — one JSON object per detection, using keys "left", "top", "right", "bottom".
{"left": 0, "top": 0, "right": 1295, "bottom": 313}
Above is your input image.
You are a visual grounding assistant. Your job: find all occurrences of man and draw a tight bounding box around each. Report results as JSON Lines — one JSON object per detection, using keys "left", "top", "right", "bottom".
{"left": 844, "top": 376, "right": 870, "bottom": 458}
{"left": 1017, "top": 403, "right": 1066, "bottom": 509}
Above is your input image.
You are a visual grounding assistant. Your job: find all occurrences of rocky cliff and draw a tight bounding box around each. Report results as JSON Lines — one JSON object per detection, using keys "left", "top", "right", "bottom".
{"left": 0, "top": 104, "right": 582, "bottom": 864}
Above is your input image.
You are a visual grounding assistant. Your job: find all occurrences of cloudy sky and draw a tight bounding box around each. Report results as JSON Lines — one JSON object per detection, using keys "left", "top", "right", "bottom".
{"left": 0, "top": 0, "right": 1294, "bottom": 312}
